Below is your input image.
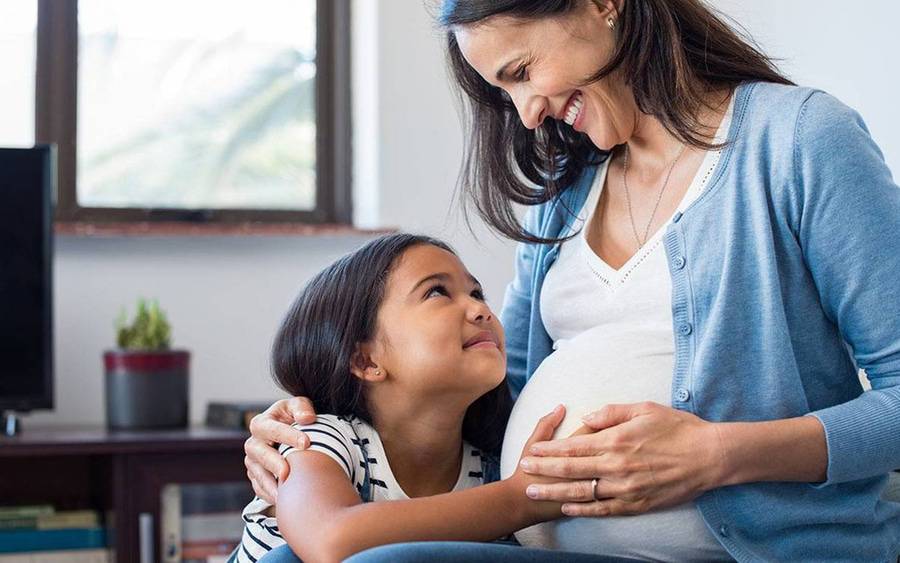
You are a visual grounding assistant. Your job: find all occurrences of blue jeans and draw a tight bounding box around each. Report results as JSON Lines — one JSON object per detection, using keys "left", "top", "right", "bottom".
{"left": 257, "top": 545, "right": 300, "bottom": 562}
{"left": 259, "top": 541, "right": 646, "bottom": 562}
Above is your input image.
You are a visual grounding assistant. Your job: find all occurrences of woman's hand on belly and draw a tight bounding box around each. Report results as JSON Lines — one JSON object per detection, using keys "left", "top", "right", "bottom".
{"left": 517, "top": 401, "right": 725, "bottom": 517}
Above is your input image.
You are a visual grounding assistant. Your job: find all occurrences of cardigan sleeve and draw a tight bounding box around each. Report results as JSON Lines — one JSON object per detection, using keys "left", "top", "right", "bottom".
{"left": 499, "top": 206, "right": 543, "bottom": 400}
{"left": 794, "top": 90, "right": 900, "bottom": 485}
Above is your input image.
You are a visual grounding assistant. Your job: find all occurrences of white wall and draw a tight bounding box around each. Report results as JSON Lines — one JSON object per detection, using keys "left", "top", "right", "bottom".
{"left": 708, "top": 0, "right": 900, "bottom": 173}
{"left": 27, "top": 1, "right": 899, "bottom": 425}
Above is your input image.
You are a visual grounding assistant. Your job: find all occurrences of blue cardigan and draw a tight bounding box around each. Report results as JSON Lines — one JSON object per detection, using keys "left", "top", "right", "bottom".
{"left": 499, "top": 81, "right": 900, "bottom": 561}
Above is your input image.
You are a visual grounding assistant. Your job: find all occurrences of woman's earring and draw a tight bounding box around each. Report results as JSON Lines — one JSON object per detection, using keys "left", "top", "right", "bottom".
{"left": 607, "top": 17, "right": 616, "bottom": 30}
{"left": 374, "top": 369, "right": 382, "bottom": 376}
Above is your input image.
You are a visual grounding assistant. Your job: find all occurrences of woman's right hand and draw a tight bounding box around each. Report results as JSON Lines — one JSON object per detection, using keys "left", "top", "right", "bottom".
{"left": 244, "top": 397, "right": 318, "bottom": 503}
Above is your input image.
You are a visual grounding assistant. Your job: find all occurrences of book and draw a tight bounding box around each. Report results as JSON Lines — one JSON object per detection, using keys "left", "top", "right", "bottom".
{"left": 0, "top": 548, "right": 112, "bottom": 562}
{"left": 0, "top": 528, "right": 107, "bottom": 553}
{"left": 161, "top": 484, "right": 181, "bottom": 563}
{"left": 161, "top": 483, "right": 249, "bottom": 563}
{"left": 0, "top": 510, "right": 100, "bottom": 531}
{"left": 182, "top": 513, "right": 244, "bottom": 543}
{"left": 204, "top": 402, "right": 272, "bottom": 430}
{"left": 180, "top": 539, "right": 237, "bottom": 560}
{"left": 0, "top": 507, "right": 54, "bottom": 521}
{"left": 37, "top": 511, "right": 99, "bottom": 531}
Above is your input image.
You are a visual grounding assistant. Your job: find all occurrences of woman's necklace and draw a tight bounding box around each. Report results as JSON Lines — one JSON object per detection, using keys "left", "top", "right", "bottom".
{"left": 622, "top": 142, "right": 687, "bottom": 248}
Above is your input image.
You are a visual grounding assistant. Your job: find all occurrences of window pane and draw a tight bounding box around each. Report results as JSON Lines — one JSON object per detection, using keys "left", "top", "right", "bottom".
{"left": 77, "top": 0, "right": 316, "bottom": 210}
{"left": 0, "top": 2, "right": 37, "bottom": 148}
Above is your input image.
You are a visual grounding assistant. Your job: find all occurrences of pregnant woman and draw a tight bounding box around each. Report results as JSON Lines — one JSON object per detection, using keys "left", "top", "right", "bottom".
{"left": 244, "top": 0, "right": 900, "bottom": 560}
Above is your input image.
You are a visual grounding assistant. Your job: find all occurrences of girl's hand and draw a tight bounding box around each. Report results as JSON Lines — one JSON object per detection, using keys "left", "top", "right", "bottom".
{"left": 244, "top": 397, "right": 318, "bottom": 503}
{"left": 518, "top": 401, "right": 725, "bottom": 517}
{"left": 505, "top": 405, "right": 573, "bottom": 524}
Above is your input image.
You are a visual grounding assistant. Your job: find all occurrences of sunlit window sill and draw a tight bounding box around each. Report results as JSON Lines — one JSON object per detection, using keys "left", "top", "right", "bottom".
{"left": 54, "top": 221, "right": 396, "bottom": 238}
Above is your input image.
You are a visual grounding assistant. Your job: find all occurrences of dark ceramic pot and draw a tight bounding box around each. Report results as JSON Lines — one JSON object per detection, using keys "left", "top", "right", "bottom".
{"left": 103, "top": 350, "right": 190, "bottom": 430}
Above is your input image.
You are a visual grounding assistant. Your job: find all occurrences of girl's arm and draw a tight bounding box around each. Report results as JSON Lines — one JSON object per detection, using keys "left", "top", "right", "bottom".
{"left": 277, "top": 407, "right": 565, "bottom": 563}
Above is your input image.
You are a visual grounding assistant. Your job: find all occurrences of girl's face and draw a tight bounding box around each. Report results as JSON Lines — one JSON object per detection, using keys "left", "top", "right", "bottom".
{"left": 367, "top": 244, "right": 506, "bottom": 401}
{"left": 453, "top": 1, "right": 636, "bottom": 151}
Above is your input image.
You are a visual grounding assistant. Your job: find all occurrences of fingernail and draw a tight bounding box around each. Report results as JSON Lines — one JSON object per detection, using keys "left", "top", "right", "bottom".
{"left": 519, "top": 459, "right": 530, "bottom": 470}
{"left": 581, "top": 413, "right": 595, "bottom": 423}
{"left": 298, "top": 411, "right": 313, "bottom": 420}
{"left": 526, "top": 485, "right": 539, "bottom": 499}
{"left": 561, "top": 504, "right": 573, "bottom": 515}
{"left": 529, "top": 445, "right": 541, "bottom": 455}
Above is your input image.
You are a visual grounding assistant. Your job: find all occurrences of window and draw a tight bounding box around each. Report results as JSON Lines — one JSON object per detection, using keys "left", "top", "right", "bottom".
{"left": 35, "top": 0, "right": 350, "bottom": 225}
{"left": 0, "top": 2, "right": 37, "bottom": 148}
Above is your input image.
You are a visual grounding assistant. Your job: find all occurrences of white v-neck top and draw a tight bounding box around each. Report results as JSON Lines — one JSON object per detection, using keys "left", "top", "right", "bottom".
{"left": 541, "top": 131, "right": 726, "bottom": 340}
{"left": 499, "top": 98, "right": 735, "bottom": 561}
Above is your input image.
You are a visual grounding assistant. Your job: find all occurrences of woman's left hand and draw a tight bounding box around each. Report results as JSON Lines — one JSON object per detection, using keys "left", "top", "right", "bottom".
{"left": 519, "top": 401, "right": 725, "bottom": 517}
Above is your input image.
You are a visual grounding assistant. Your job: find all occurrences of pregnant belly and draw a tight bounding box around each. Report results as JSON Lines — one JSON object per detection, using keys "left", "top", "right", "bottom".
{"left": 498, "top": 337, "right": 728, "bottom": 559}
{"left": 500, "top": 335, "right": 675, "bottom": 473}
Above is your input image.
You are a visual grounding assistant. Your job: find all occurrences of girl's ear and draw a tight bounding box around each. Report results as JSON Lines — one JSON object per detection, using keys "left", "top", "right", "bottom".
{"left": 350, "top": 343, "right": 387, "bottom": 383}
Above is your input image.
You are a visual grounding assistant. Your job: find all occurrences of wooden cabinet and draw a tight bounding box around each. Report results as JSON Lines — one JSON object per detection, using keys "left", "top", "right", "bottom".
{"left": 0, "top": 426, "right": 248, "bottom": 562}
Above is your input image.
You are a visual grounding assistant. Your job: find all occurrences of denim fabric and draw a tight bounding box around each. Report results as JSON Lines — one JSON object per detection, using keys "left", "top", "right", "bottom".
{"left": 345, "top": 542, "right": 647, "bottom": 563}
{"left": 258, "top": 544, "right": 300, "bottom": 563}
{"left": 499, "top": 81, "right": 900, "bottom": 561}
{"left": 258, "top": 541, "right": 648, "bottom": 563}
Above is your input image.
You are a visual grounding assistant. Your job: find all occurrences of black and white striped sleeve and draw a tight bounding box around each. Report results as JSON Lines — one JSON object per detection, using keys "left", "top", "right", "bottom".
{"left": 276, "top": 415, "right": 359, "bottom": 482}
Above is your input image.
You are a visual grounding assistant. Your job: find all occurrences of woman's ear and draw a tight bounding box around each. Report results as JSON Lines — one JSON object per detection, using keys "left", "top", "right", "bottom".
{"left": 349, "top": 344, "right": 387, "bottom": 383}
{"left": 589, "top": 0, "right": 620, "bottom": 19}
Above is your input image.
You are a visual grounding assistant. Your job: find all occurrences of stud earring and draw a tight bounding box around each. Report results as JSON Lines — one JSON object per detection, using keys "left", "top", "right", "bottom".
{"left": 607, "top": 16, "right": 616, "bottom": 30}
{"left": 375, "top": 369, "right": 382, "bottom": 376}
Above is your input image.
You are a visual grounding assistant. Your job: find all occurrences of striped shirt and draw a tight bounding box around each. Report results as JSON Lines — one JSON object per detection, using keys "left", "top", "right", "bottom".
{"left": 235, "top": 414, "right": 488, "bottom": 562}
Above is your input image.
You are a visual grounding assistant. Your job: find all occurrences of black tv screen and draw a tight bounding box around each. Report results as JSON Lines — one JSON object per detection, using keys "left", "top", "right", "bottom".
{"left": 0, "top": 146, "right": 54, "bottom": 412}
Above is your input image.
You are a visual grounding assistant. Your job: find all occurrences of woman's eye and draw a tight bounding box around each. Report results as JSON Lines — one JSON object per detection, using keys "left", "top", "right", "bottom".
{"left": 514, "top": 64, "right": 529, "bottom": 82}
{"left": 471, "top": 289, "right": 486, "bottom": 301}
{"left": 426, "top": 285, "right": 449, "bottom": 299}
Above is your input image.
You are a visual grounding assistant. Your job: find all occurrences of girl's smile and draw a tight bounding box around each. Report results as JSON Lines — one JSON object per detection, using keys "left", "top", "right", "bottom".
{"left": 463, "top": 330, "right": 501, "bottom": 350}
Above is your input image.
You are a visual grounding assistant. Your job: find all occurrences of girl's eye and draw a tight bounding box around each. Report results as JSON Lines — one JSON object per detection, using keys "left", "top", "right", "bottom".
{"left": 471, "top": 289, "right": 486, "bottom": 301}
{"left": 426, "top": 284, "right": 449, "bottom": 299}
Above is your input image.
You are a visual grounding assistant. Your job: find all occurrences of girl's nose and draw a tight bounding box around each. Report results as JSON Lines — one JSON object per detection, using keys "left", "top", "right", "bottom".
{"left": 467, "top": 299, "right": 493, "bottom": 323}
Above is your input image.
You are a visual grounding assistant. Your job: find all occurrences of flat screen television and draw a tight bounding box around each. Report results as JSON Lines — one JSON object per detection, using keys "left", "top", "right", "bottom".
{"left": 0, "top": 146, "right": 54, "bottom": 416}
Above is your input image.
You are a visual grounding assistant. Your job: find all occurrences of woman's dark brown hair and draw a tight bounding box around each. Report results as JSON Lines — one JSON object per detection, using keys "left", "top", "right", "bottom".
{"left": 271, "top": 233, "right": 512, "bottom": 455}
{"left": 439, "top": 0, "right": 794, "bottom": 243}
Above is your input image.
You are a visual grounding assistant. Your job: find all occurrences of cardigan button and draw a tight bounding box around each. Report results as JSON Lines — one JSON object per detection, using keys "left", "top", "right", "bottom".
{"left": 673, "top": 256, "right": 686, "bottom": 270}
{"left": 719, "top": 524, "right": 729, "bottom": 538}
{"left": 678, "top": 323, "right": 693, "bottom": 336}
{"left": 672, "top": 211, "right": 683, "bottom": 223}
{"left": 675, "top": 388, "right": 691, "bottom": 403}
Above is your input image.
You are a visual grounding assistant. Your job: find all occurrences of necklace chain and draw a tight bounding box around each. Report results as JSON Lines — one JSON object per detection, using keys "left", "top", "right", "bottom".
{"left": 622, "top": 143, "right": 687, "bottom": 248}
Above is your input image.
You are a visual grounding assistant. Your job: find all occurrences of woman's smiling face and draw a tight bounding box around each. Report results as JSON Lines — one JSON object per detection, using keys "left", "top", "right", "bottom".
{"left": 453, "top": 1, "right": 636, "bottom": 151}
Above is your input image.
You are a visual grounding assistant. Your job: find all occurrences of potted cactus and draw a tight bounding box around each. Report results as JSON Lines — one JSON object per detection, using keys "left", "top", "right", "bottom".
{"left": 103, "top": 299, "right": 190, "bottom": 430}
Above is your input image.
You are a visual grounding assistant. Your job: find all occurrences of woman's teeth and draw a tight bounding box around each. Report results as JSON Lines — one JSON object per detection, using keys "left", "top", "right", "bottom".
{"left": 564, "top": 94, "right": 584, "bottom": 126}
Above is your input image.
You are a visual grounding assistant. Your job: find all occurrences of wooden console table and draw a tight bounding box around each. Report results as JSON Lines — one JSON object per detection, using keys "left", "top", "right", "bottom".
{"left": 0, "top": 426, "right": 249, "bottom": 562}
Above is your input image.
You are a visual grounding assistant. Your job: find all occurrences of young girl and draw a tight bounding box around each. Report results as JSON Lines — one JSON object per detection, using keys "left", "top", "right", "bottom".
{"left": 235, "top": 234, "right": 570, "bottom": 562}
